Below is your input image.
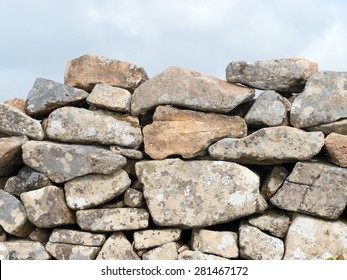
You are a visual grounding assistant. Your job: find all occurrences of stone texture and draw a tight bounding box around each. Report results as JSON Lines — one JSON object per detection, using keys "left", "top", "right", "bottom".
{"left": 239, "top": 224, "right": 284, "bottom": 260}
{"left": 131, "top": 66, "right": 254, "bottom": 115}
{"left": 25, "top": 78, "right": 89, "bottom": 117}
{"left": 45, "top": 242, "right": 101, "bottom": 260}
{"left": 20, "top": 185, "right": 76, "bottom": 228}
{"left": 0, "top": 136, "right": 28, "bottom": 176}
{"left": 306, "top": 119, "right": 347, "bottom": 135}
{"left": 260, "top": 165, "right": 288, "bottom": 201}
{"left": 3, "top": 240, "right": 51, "bottom": 260}
{"left": 123, "top": 188, "right": 144, "bottom": 208}
{"left": 87, "top": 84, "right": 131, "bottom": 113}
{"left": 284, "top": 214, "right": 347, "bottom": 260}
{"left": 64, "top": 170, "right": 131, "bottom": 210}
{"left": 64, "top": 55, "right": 148, "bottom": 92}
{"left": 226, "top": 58, "right": 318, "bottom": 92}
{"left": 248, "top": 209, "right": 290, "bottom": 238}
{"left": 0, "top": 178, "right": 7, "bottom": 190}
{"left": 110, "top": 146, "right": 143, "bottom": 160}
{"left": 28, "top": 228, "right": 51, "bottom": 243}
{"left": 142, "top": 242, "right": 180, "bottom": 260}
{"left": 46, "top": 107, "right": 142, "bottom": 148}
{"left": 178, "top": 250, "right": 227, "bottom": 260}
{"left": 192, "top": 229, "right": 239, "bottom": 259}
{"left": 76, "top": 208, "right": 149, "bottom": 231}
{"left": 4, "top": 166, "right": 50, "bottom": 196}
{"left": 136, "top": 159, "right": 267, "bottom": 228}
{"left": 0, "top": 226, "right": 7, "bottom": 241}
{"left": 143, "top": 106, "right": 247, "bottom": 159}
{"left": 324, "top": 133, "right": 347, "bottom": 167}
{"left": 134, "top": 229, "right": 182, "bottom": 250}
{"left": 209, "top": 127, "right": 324, "bottom": 165}
{"left": 5, "top": 98, "right": 26, "bottom": 112}
{"left": 0, "top": 103, "right": 44, "bottom": 140}
{"left": 270, "top": 161, "right": 347, "bottom": 219}
{"left": 244, "top": 90, "right": 291, "bottom": 127}
{"left": 22, "top": 141, "right": 126, "bottom": 183}
{"left": 96, "top": 232, "right": 139, "bottom": 260}
{"left": 0, "top": 242, "right": 9, "bottom": 260}
{"left": 291, "top": 72, "right": 347, "bottom": 128}
{"left": 49, "top": 229, "right": 106, "bottom": 246}
{"left": 0, "top": 189, "right": 33, "bottom": 237}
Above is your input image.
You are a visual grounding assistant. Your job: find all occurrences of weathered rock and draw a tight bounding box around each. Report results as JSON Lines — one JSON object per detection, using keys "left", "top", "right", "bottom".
{"left": 270, "top": 161, "right": 347, "bottom": 219}
{"left": 123, "top": 188, "right": 144, "bottom": 208}
{"left": 209, "top": 127, "right": 324, "bottom": 165}
{"left": 49, "top": 229, "right": 106, "bottom": 246}
{"left": 5, "top": 98, "right": 26, "bottom": 112}
{"left": 239, "top": 224, "right": 284, "bottom": 260}
{"left": 131, "top": 66, "right": 254, "bottom": 115}
{"left": 136, "top": 159, "right": 267, "bottom": 228}
{"left": 46, "top": 242, "right": 100, "bottom": 260}
{"left": 284, "top": 214, "right": 347, "bottom": 260}
{"left": 0, "top": 103, "right": 44, "bottom": 140}
{"left": 110, "top": 145, "right": 143, "bottom": 160}
{"left": 142, "top": 242, "right": 180, "bottom": 260}
{"left": 4, "top": 166, "right": 50, "bottom": 196}
{"left": 87, "top": 84, "right": 131, "bottom": 113}
{"left": 0, "top": 242, "right": 9, "bottom": 260}
{"left": 133, "top": 229, "right": 182, "bottom": 250}
{"left": 0, "top": 136, "right": 28, "bottom": 176}
{"left": 324, "top": 133, "right": 347, "bottom": 167}
{"left": 291, "top": 72, "right": 347, "bottom": 128}
{"left": 22, "top": 141, "right": 126, "bottom": 183}
{"left": 25, "top": 78, "right": 89, "bottom": 117}
{"left": 64, "top": 55, "right": 148, "bottom": 92}
{"left": 244, "top": 90, "right": 291, "bottom": 127}
{"left": 46, "top": 107, "right": 142, "bottom": 148}
{"left": 143, "top": 106, "right": 247, "bottom": 159}
{"left": 96, "top": 232, "right": 139, "bottom": 260}
{"left": 0, "top": 189, "right": 33, "bottom": 237}
{"left": 248, "top": 209, "right": 290, "bottom": 238}
{"left": 64, "top": 170, "right": 131, "bottom": 210}
{"left": 178, "top": 250, "right": 227, "bottom": 260}
{"left": 28, "top": 228, "right": 51, "bottom": 243}
{"left": 306, "top": 118, "right": 347, "bottom": 135}
{"left": 3, "top": 240, "right": 51, "bottom": 260}
{"left": 226, "top": 58, "right": 318, "bottom": 92}
{"left": 192, "top": 229, "right": 239, "bottom": 259}
{"left": 260, "top": 165, "right": 288, "bottom": 201}
{"left": 76, "top": 208, "right": 149, "bottom": 231}
{"left": 20, "top": 186, "right": 76, "bottom": 228}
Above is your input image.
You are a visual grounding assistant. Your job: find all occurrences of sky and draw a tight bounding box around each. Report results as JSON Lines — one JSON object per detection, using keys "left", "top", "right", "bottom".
{"left": 1, "top": 0, "right": 347, "bottom": 103}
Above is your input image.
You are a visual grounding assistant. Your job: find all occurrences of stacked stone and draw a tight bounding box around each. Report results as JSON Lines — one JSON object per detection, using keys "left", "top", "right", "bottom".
{"left": 0, "top": 55, "right": 346, "bottom": 260}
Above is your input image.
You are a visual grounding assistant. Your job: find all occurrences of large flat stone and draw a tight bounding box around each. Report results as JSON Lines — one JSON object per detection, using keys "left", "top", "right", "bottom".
{"left": 306, "top": 118, "right": 347, "bottom": 135}
{"left": 209, "top": 126, "right": 324, "bottom": 165}
{"left": 46, "top": 242, "right": 101, "bottom": 260}
{"left": 131, "top": 66, "right": 254, "bottom": 115}
{"left": 133, "top": 229, "right": 182, "bottom": 250}
{"left": 2, "top": 240, "right": 51, "bottom": 260}
{"left": 324, "top": 133, "right": 347, "bottom": 167}
{"left": 48, "top": 229, "right": 106, "bottom": 246}
{"left": 136, "top": 159, "right": 267, "bottom": 228}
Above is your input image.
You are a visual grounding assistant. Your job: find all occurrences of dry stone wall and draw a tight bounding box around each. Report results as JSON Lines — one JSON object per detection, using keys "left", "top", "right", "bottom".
{"left": 0, "top": 55, "right": 347, "bottom": 260}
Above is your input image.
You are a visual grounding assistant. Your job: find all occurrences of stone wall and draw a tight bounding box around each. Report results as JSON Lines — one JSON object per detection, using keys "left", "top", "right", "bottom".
{"left": 0, "top": 55, "right": 346, "bottom": 260}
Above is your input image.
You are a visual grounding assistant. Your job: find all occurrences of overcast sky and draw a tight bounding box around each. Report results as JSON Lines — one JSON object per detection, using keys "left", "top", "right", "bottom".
{"left": 1, "top": 0, "right": 347, "bottom": 103}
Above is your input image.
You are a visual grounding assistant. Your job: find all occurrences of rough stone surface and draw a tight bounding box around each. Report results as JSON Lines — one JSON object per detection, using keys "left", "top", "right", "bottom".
{"left": 49, "top": 229, "right": 106, "bottom": 246}
{"left": 4, "top": 166, "right": 50, "bottom": 196}
{"left": 123, "top": 188, "right": 144, "bottom": 208}
{"left": 209, "top": 127, "right": 324, "bottom": 165}
{"left": 136, "top": 159, "right": 267, "bottom": 228}
{"left": 76, "top": 208, "right": 149, "bottom": 231}
{"left": 260, "top": 165, "right": 289, "bottom": 201}
{"left": 284, "top": 214, "right": 347, "bottom": 260}
{"left": 0, "top": 136, "right": 28, "bottom": 176}
{"left": 22, "top": 141, "right": 126, "bottom": 183}
{"left": 239, "top": 224, "right": 284, "bottom": 260}
{"left": 131, "top": 66, "right": 254, "bottom": 115}
{"left": 306, "top": 118, "right": 347, "bottom": 135}
{"left": 64, "top": 170, "right": 131, "bottom": 210}
{"left": 5, "top": 98, "right": 26, "bottom": 112}
{"left": 248, "top": 209, "right": 290, "bottom": 238}
{"left": 110, "top": 146, "right": 143, "bottom": 160}
{"left": 244, "top": 90, "right": 291, "bottom": 127}
{"left": 192, "top": 229, "right": 239, "bottom": 259}
{"left": 324, "top": 133, "right": 347, "bottom": 167}
{"left": 46, "top": 242, "right": 100, "bottom": 260}
{"left": 270, "top": 161, "right": 347, "bottom": 219}
{"left": 96, "top": 232, "right": 139, "bottom": 260}
{"left": 134, "top": 229, "right": 182, "bottom": 250}
{"left": 0, "top": 189, "right": 33, "bottom": 237}
{"left": 0, "top": 103, "right": 44, "bottom": 140}
{"left": 20, "top": 186, "right": 76, "bottom": 228}
{"left": 178, "top": 250, "right": 227, "bottom": 260}
{"left": 28, "top": 228, "right": 51, "bottom": 243}
{"left": 0, "top": 242, "right": 9, "bottom": 260}
{"left": 46, "top": 107, "right": 142, "bottom": 148}
{"left": 142, "top": 242, "right": 180, "bottom": 260}
{"left": 87, "top": 84, "right": 131, "bottom": 113}
{"left": 143, "top": 106, "right": 247, "bottom": 159}
{"left": 3, "top": 240, "right": 51, "bottom": 260}
{"left": 291, "top": 72, "right": 347, "bottom": 128}
{"left": 25, "top": 78, "right": 89, "bottom": 117}
{"left": 226, "top": 58, "right": 318, "bottom": 92}
{"left": 64, "top": 55, "right": 148, "bottom": 92}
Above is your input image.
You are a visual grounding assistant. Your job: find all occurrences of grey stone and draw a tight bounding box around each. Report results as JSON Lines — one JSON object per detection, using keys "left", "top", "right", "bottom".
{"left": 226, "top": 58, "right": 318, "bottom": 92}
{"left": 46, "top": 107, "right": 142, "bottom": 148}
{"left": 142, "top": 242, "right": 180, "bottom": 260}
{"left": 25, "top": 78, "right": 89, "bottom": 117}
{"left": 123, "top": 188, "right": 145, "bottom": 208}
{"left": 0, "top": 226, "right": 6, "bottom": 241}
{"left": 306, "top": 118, "right": 347, "bottom": 135}
{"left": 0, "top": 242, "right": 9, "bottom": 260}
{"left": 22, "top": 141, "right": 126, "bottom": 183}
{"left": 131, "top": 66, "right": 254, "bottom": 115}
{"left": 110, "top": 145, "right": 143, "bottom": 160}
{"left": 28, "top": 228, "right": 51, "bottom": 243}
{"left": 209, "top": 126, "right": 324, "bottom": 165}
{"left": 291, "top": 72, "right": 347, "bottom": 128}
{"left": 133, "top": 229, "right": 182, "bottom": 250}
{"left": 45, "top": 242, "right": 101, "bottom": 260}
{"left": 260, "top": 165, "right": 288, "bottom": 201}
{"left": 49, "top": 229, "right": 106, "bottom": 246}
{"left": 178, "top": 250, "right": 227, "bottom": 260}
{"left": 3, "top": 240, "right": 51, "bottom": 260}
{"left": 136, "top": 159, "right": 267, "bottom": 228}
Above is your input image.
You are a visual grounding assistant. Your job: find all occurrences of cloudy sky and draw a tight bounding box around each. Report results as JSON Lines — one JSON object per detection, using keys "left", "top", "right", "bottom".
{"left": 1, "top": 0, "right": 346, "bottom": 103}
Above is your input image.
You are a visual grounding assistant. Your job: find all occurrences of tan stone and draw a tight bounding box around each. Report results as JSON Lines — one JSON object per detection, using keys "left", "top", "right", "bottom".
{"left": 28, "top": 228, "right": 51, "bottom": 243}
{"left": 3, "top": 240, "right": 51, "bottom": 260}
{"left": 46, "top": 242, "right": 101, "bottom": 260}
{"left": 110, "top": 146, "right": 143, "bottom": 160}
{"left": 178, "top": 250, "right": 227, "bottom": 260}
{"left": 260, "top": 165, "right": 288, "bottom": 200}
{"left": 142, "top": 242, "right": 180, "bottom": 260}
{"left": 133, "top": 229, "right": 182, "bottom": 250}
{"left": 0, "top": 242, "right": 9, "bottom": 260}
{"left": 4, "top": 98, "right": 26, "bottom": 112}
{"left": 123, "top": 188, "right": 144, "bottom": 208}
{"left": 48, "top": 229, "right": 106, "bottom": 246}
{"left": 324, "top": 133, "right": 347, "bottom": 167}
